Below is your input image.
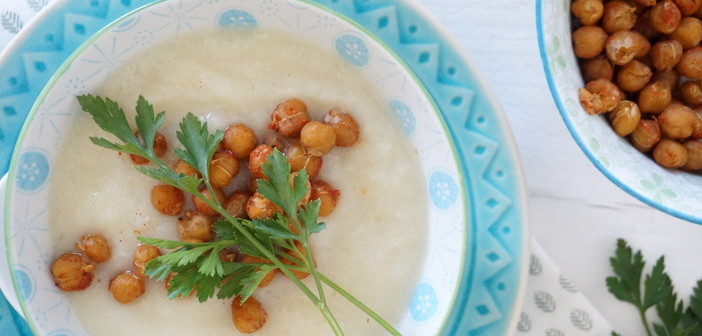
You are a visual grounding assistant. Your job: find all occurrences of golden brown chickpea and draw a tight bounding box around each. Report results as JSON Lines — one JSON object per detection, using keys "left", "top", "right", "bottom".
{"left": 674, "top": 0, "right": 702, "bottom": 15}
{"left": 109, "top": 271, "right": 145, "bottom": 304}
{"left": 285, "top": 142, "right": 323, "bottom": 180}
{"left": 240, "top": 255, "right": 275, "bottom": 287}
{"left": 677, "top": 47, "right": 702, "bottom": 79}
{"left": 311, "top": 180, "right": 340, "bottom": 217}
{"left": 605, "top": 30, "right": 650, "bottom": 65}
{"left": 650, "top": 0, "right": 682, "bottom": 34}
{"left": 573, "top": 26, "right": 609, "bottom": 59}
{"left": 225, "top": 191, "right": 251, "bottom": 218}
{"left": 192, "top": 187, "right": 225, "bottom": 216}
{"left": 300, "top": 121, "right": 337, "bottom": 156}
{"left": 268, "top": 98, "right": 310, "bottom": 137}
{"left": 222, "top": 124, "right": 258, "bottom": 160}
{"left": 610, "top": 101, "right": 642, "bottom": 136}
{"left": 682, "top": 140, "right": 702, "bottom": 169}
{"left": 248, "top": 145, "right": 274, "bottom": 180}
{"left": 51, "top": 253, "right": 94, "bottom": 291}
{"left": 631, "top": 119, "right": 662, "bottom": 151}
{"left": 263, "top": 134, "right": 287, "bottom": 152}
{"left": 617, "top": 60, "right": 652, "bottom": 91}
{"left": 603, "top": 1, "right": 638, "bottom": 33}
{"left": 75, "top": 234, "right": 111, "bottom": 263}
{"left": 246, "top": 192, "right": 281, "bottom": 219}
{"left": 651, "top": 40, "right": 683, "bottom": 71}
{"left": 671, "top": 17, "right": 702, "bottom": 49}
{"left": 133, "top": 244, "right": 162, "bottom": 278}
{"left": 632, "top": 0, "right": 656, "bottom": 6}
{"left": 680, "top": 81, "right": 702, "bottom": 105}
{"left": 653, "top": 69, "right": 680, "bottom": 91}
{"left": 151, "top": 184, "right": 185, "bottom": 216}
{"left": 691, "top": 108, "right": 702, "bottom": 138}
{"left": 173, "top": 159, "right": 200, "bottom": 177}
{"left": 323, "top": 109, "right": 360, "bottom": 147}
{"left": 209, "top": 150, "right": 239, "bottom": 189}
{"left": 572, "top": 0, "right": 605, "bottom": 25}
{"left": 638, "top": 81, "right": 672, "bottom": 114}
{"left": 231, "top": 296, "right": 267, "bottom": 334}
{"left": 130, "top": 131, "right": 167, "bottom": 165}
{"left": 634, "top": 10, "right": 662, "bottom": 40}
{"left": 659, "top": 104, "right": 696, "bottom": 138}
{"left": 178, "top": 211, "right": 214, "bottom": 242}
{"left": 579, "top": 78, "right": 624, "bottom": 114}
{"left": 582, "top": 55, "right": 615, "bottom": 81}
{"left": 653, "top": 138, "right": 689, "bottom": 168}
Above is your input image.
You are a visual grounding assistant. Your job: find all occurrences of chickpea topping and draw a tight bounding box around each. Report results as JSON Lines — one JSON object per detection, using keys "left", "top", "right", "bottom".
{"left": 605, "top": 30, "right": 650, "bottom": 65}
{"left": 173, "top": 159, "right": 200, "bottom": 177}
{"left": 671, "top": 17, "right": 702, "bottom": 49}
{"left": 651, "top": 40, "right": 684, "bottom": 71}
{"left": 638, "top": 81, "right": 672, "bottom": 114}
{"left": 610, "top": 101, "right": 642, "bottom": 136}
{"left": 579, "top": 78, "right": 624, "bottom": 114}
{"left": 248, "top": 145, "right": 274, "bottom": 180}
{"left": 680, "top": 81, "right": 702, "bottom": 105}
{"left": 209, "top": 150, "right": 240, "bottom": 188}
{"left": 616, "top": 60, "right": 652, "bottom": 92}
{"left": 178, "top": 211, "right": 214, "bottom": 242}
{"left": 691, "top": 109, "right": 702, "bottom": 138}
{"left": 674, "top": 0, "right": 702, "bottom": 16}
{"left": 240, "top": 255, "right": 275, "bottom": 287}
{"left": 109, "top": 271, "right": 146, "bottom": 304}
{"left": 682, "top": 140, "right": 702, "bottom": 170}
{"left": 573, "top": 26, "right": 609, "bottom": 59}
{"left": 51, "top": 253, "right": 94, "bottom": 291}
{"left": 225, "top": 191, "right": 251, "bottom": 218}
{"left": 75, "top": 234, "right": 111, "bottom": 263}
{"left": 193, "top": 187, "right": 225, "bottom": 216}
{"left": 650, "top": 0, "right": 682, "bottom": 34}
{"left": 582, "top": 55, "right": 615, "bottom": 81}
{"left": 603, "top": 1, "right": 638, "bottom": 34}
{"left": 223, "top": 124, "right": 258, "bottom": 159}
{"left": 231, "top": 296, "right": 267, "bottom": 334}
{"left": 659, "top": 104, "right": 696, "bottom": 139}
{"left": 632, "top": 0, "right": 656, "bottom": 6}
{"left": 323, "top": 109, "right": 360, "bottom": 147}
{"left": 268, "top": 98, "right": 310, "bottom": 137}
{"left": 246, "top": 192, "right": 281, "bottom": 220}
{"left": 634, "top": 10, "right": 661, "bottom": 40}
{"left": 572, "top": 0, "right": 605, "bottom": 25}
{"left": 263, "top": 134, "right": 287, "bottom": 152}
{"left": 151, "top": 184, "right": 185, "bottom": 216}
{"left": 311, "top": 180, "right": 340, "bottom": 217}
{"left": 677, "top": 47, "right": 702, "bottom": 79}
{"left": 300, "top": 121, "right": 337, "bottom": 156}
{"left": 133, "top": 244, "right": 162, "bottom": 278}
{"left": 652, "top": 69, "right": 680, "bottom": 91}
{"left": 653, "top": 138, "right": 689, "bottom": 168}
{"left": 130, "top": 131, "right": 167, "bottom": 164}
{"left": 285, "top": 142, "right": 323, "bottom": 180}
{"left": 631, "top": 119, "right": 662, "bottom": 152}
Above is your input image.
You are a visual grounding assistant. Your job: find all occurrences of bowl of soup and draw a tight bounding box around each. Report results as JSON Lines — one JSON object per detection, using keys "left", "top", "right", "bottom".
{"left": 1, "top": 0, "right": 529, "bottom": 334}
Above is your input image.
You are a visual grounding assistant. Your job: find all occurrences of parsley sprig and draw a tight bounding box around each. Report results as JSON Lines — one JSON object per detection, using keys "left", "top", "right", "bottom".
{"left": 77, "top": 95, "right": 400, "bottom": 335}
{"left": 608, "top": 239, "right": 702, "bottom": 336}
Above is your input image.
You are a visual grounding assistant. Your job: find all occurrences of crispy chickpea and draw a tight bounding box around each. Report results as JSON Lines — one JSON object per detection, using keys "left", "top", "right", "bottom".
{"left": 240, "top": 255, "right": 275, "bottom": 287}
{"left": 300, "top": 121, "right": 337, "bottom": 156}
{"left": 691, "top": 109, "right": 702, "bottom": 138}
{"left": 130, "top": 131, "right": 167, "bottom": 165}
{"left": 285, "top": 142, "right": 323, "bottom": 180}
{"left": 231, "top": 296, "right": 267, "bottom": 334}
{"left": 192, "top": 187, "right": 225, "bottom": 216}
{"left": 677, "top": 47, "right": 702, "bottom": 79}
{"left": 671, "top": 17, "right": 702, "bottom": 49}
{"left": 631, "top": 119, "right": 662, "bottom": 151}
{"left": 209, "top": 150, "right": 239, "bottom": 189}
{"left": 246, "top": 192, "right": 281, "bottom": 219}
{"left": 173, "top": 159, "right": 200, "bottom": 177}
{"left": 151, "top": 184, "right": 185, "bottom": 216}
{"left": 605, "top": 30, "right": 650, "bottom": 65}
{"left": 617, "top": 60, "right": 652, "bottom": 91}
{"left": 659, "top": 104, "right": 696, "bottom": 138}
{"left": 638, "top": 81, "right": 672, "bottom": 114}
{"left": 582, "top": 55, "right": 615, "bottom": 81}
{"left": 75, "top": 234, "right": 111, "bottom": 263}
{"left": 680, "top": 81, "right": 702, "bottom": 105}
{"left": 573, "top": 26, "right": 609, "bottom": 59}
{"left": 51, "top": 253, "right": 94, "bottom": 291}
{"left": 651, "top": 40, "right": 683, "bottom": 71}
{"left": 579, "top": 78, "right": 624, "bottom": 114}
{"left": 682, "top": 140, "right": 702, "bottom": 169}
{"left": 650, "top": 0, "right": 682, "bottom": 34}
{"left": 653, "top": 138, "right": 689, "bottom": 168}
{"left": 674, "top": 0, "right": 702, "bottom": 15}
{"left": 225, "top": 191, "right": 251, "bottom": 218}
{"left": 109, "top": 271, "right": 145, "bottom": 304}
{"left": 178, "top": 211, "right": 214, "bottom": 242}
{"left": 603, "top": 1, "right": 638, "bottom": 33}
{"left": 311, "top": 180, "right": 340, "bottom": 217}
{"left": 133, "top": 244, "right": 162, "bottom": 278}
{"left": 634, "top": 10, "right": 662, "bottom": 40}
{"left": 223, "top": 124, "right": 258, "bottom": 159}
{"left": 263, "top": 134, "right": 287, "bottom": 151}
{"left": 572, "top": 0, "right": 604, "bottom": 25}
{"left": 653, "top": 69, "right": 680, "bottom": 91}
{"left": 610, "top": 101, "right": 642, "bottom": 136}
{"left": 268, "top": 98, "right": 310, "bottom": 137}
{"left": 324, "top": 109, "right": 360, "bottom": 147}
{"left": 248, "top": 145, "right": 274, "bottom": 180}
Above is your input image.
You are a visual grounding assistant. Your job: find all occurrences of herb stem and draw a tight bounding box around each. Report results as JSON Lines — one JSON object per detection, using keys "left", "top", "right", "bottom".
{"left": 639, "top": 308, "right": 653, "bottom": 336}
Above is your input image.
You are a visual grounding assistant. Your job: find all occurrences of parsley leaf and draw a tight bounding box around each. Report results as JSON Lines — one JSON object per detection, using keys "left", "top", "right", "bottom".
{"left": 174, "top": 113, "right": 223, "bottom": 180}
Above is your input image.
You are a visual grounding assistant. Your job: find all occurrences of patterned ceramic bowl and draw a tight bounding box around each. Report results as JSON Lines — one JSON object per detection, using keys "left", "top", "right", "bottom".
{"left": 1, "top": 0, "right": 528, "bottom": 335}
{"left": 537, "top": 0, "right": 702, "bottom": 224}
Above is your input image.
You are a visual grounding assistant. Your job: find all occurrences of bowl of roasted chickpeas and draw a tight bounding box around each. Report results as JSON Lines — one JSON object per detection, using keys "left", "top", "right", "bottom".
{"left": 0, "top": 0, "right": 528, "bottom": 335}
{"left": 538, "top": 0, "right": 702, "bottom": 223}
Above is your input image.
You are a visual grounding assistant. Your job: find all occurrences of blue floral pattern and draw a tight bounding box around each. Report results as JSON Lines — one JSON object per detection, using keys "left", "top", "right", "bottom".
{"left": 429, "top": 171, "right": 459, "bottom": 210}
{"left": 334, "top": 33, "right": 369, "bottom": 67}
{"left": 410, "top": 282, "right": 438, "bottom": 321}
{"left": 390, "top": 100, "right": 416, "bottom": 135}
{"left": 217, "top": 9, "right": 256, "bottom": 28}
{"left": 15, "top": 150, "right": 48, "bottom": 192}
{"left": 13, "top": 268, "right": 33, "bottom": 302}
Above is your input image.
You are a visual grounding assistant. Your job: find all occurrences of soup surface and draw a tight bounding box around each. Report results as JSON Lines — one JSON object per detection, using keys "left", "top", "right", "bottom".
{"left": 48, "top": 28, "right": 428, "bottom": 335}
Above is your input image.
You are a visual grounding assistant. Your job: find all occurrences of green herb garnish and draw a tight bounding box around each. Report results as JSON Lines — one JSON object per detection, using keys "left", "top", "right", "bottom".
{"left": 607, "top": 239, "right": 702, "bottom": 336}
{"left": 77, "top": 94, "right": 399, "bottom": 335}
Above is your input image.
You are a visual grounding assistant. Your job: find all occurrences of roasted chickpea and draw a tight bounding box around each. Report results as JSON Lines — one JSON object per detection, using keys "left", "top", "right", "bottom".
{"left": 173, "top": 159, "right": 200, "bottom": 177}
{"left": 130, "top": 131, "right": 167, "bottom": 164}
{"left": 109, "top": 271, "right": 145, "bottom": 304}
{"left": 209, "top": 150, "right": 239, "bottom": 188}
{"left": 323, "top": 109, "right": 360, "bottom": 147}
{"left": 610, "top": 101, "right": 642, "bottom": 136}
{"left": 285, "top": 142, "right": 323, "bottom": 180}
{"left": 605, "top": 30, "right": 650, "bottom": 65}
{"left": 671, "top": 17, "right": 702, "bottom": 49}
{"left": 225, "top": 191, "right": 251, "bottom": 218}
{"left": 582, "top": 55, "right": 615, "bottom": 81}
{"left": 178, "top": 211, "right": 214, "bottom": 242}
{"left": 572, "top": 0, "right": 604, "bottom": 26}
{"left": 51, "top": 253, "right": 94, "bottom": 291}
{"left": 603, "top": 1, "right": 638, "bottom": 33}
{"left": 268, "top": 98, "right": 310, "bottom": 137}
{"left": 653, "top": 138, "right": 689, "bottom": 167}
{"left": 634, "top": 10, "right": 662, "bottom": 40}
{"left": 231, "top": 296, "right": 267, "bottom": 334}
{"left": 240, "top": 255, "right": 275, "bottom": 287}
{"left": 263, "top": 134, "right": 287, "bottom": 151}
{"left": 222, "top": 124, "right": 258, "bottom": 159}
{"left": 246, "top": 192, "right": 281, "bottom": 219}
{"left": 133, "top": 244, "right": 162, "bottom": 278}
{"left": 682, "top": 140, "right": 702, "bottom": 169}
{"left": 674, "top": 0, "right": 702, "bottom": 15}
{"left": 680, "top": 81, "right": 702, "bottom": 105}
{"left": 617, "top": 60, "right": 652, "bottom": 91}
{"left": 653, "top": 69, "right": 680, "bottom": 91}
{"left": 651, "top": 40, "right": 683, "bottom": 71}
{"left": 632, "top": 0, "right": 656, "bottom": 6}
{"left": 631, "top": 119, "right": 662, "bottom": 151}
{"left": 573, "top": 26, "right": 609, "bottom": 59}
{"left": 192, "top": 187, "right": 225, "bottom": 216}
{"left": 691, "top": 109, "right": 702, "bottom": 138}
{"left": 579, "top": 78, "right": 624, "bottom": 114}
{"left": 638, "top": 81, "right": 672, "bottom": 114}
{"left": 659, "top": 104, "right": 696, "bottom": 138}
{"left": 151, "top": 184, "right": 185, "bottom": 216}
{"left": 75, "top": 234, "right": 111, "bottom": 263}
{"left": 311, "top": 180, "right": 340, "bottom": 217}
{"left": 677, "top": 47, "right": 702, "bottom": 79}
{"left": 650, "top": 0, "right": 682, "bottom": 34}
{"left": 300, "top": 121, "right": 337, "bottom": 156}
{"left": 248, "top": 145, "right": 274, "bottom": 180}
